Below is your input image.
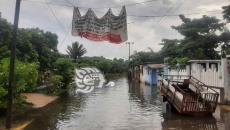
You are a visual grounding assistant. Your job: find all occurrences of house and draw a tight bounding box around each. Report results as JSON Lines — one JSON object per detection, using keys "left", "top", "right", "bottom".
{"left": 139, "top": 64, "right": 164, "bottom": 85}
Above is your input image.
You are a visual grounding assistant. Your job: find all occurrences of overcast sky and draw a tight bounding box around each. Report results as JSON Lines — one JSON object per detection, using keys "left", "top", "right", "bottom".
{"left": 0, "top": 0, "right": 229, "bottom": 59}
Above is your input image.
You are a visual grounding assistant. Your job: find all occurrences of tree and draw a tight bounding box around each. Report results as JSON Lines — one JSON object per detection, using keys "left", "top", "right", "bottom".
{"left": 130, "top": 49, "right": 163, "bottom": 66}
{"left": 171, "top": 15, "right": 224, "bottom": 59}
{"left": 66, "top": 42, "right": 87, "bottom": 62}
{"left": 130, "top": 14, "right": 228, "bottom": 67}
{"left": 221, "top": 6, "right": 230, "bottom": 56}
{"left": 223, "top": 5, "right": 230, "bottom": 22}
{"left": 159, "top": 39, "right": 180, "bottom": 58}
{"left": 28, "top": 28, "right": 59, "bottom": 71}
{"left": 0, "top": 18, "right": 60, "bottom": 71}
{"left": 0, "top": 18, "right": 12, "bottom": 60}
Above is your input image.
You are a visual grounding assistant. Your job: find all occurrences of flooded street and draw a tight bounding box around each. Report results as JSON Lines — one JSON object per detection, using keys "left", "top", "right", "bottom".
{"left": 22, "top": 77, "right": 229, "bottom": 130}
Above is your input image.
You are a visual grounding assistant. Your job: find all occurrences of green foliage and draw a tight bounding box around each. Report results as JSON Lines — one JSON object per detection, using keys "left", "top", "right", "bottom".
{"left": 47, "top": 74, "right": 63, "bottom": 95}
{"left": 0, "top": 58, "right": 38, "bottom": 108}
{"left": 0, "top": 18, "right": 59, "bottom": 71}
{"left": 66, "top": 42, "right": 87, "bottom": 62}
{"left": 0, "top": 18, "right": 12, "bottom": 60}
{"left": 171, "top": 15, "right": 224, "bottom": 59}
{"left": 0, "top": 87, "right": 7, "bottom": 108}
{"left": 110, "top": 58, "right": 128, "bottom": 73}
{"left": 54, "top": 58, "right": 74, "bottom": 88}
{"left": 0, "top": 58, "right": 38, "bottom": 93}
{"left": 75, "top": 57, "right": 128, "bottom": 74}
{"left": 130, "top": 13, "right": 230, "bottom": 67}
{"left": 219, "top": 30, "right": 230, "bottom": 57}
{"left": 28, "top": 28, "right": 59, "bottom": 71}
{"left": 159, "top": 39, "right": 180, "bottom": 58}
{"left": 130, "top": 50, "right": 163, "bottom": 66}
{"left": 223, "top": 5, "right": 230, "bottom": 22}
{"left": 169, "top": 57, "right": 190, "bottom": 67}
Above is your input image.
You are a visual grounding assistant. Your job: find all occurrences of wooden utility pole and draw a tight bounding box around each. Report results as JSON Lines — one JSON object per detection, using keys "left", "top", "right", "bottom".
{"left": 126, "top": 42, "right": 134, "bottom": 62}
{"left": 6, "top": 0, "right": 21, "bottom": 129}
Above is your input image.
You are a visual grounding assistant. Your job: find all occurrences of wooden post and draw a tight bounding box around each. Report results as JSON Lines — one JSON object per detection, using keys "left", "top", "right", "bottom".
{"left": 6, "top": 0, "right": 21, "bottom": 129}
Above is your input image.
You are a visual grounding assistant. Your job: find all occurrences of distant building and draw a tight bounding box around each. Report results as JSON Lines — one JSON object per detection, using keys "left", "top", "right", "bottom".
{"left": 139, "top": 64, "right": 164, "bottom": 85}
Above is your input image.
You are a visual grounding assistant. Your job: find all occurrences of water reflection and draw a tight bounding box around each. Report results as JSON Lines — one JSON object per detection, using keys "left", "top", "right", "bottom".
{"left": 24, "top": 95, "right": 88, "bottom": 130}
{"left": 15, "top": 77, "right": 229, "bottom": 130}
{"left": 161, "top": 108, "right": 218, "bottom": 130}
{"left": 220, "top": 107, "right": 230, "bottom": 130}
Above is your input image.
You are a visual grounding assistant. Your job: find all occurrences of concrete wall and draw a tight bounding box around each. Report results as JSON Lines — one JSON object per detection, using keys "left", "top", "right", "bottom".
{"left": 166, "top": 62, "right": 223, "bottom": 88}
{"left": 191, "top": 62, "right": 223, "bottom": 87}
{"left": 222, "top": 58, "right": 230, "bottom": 103}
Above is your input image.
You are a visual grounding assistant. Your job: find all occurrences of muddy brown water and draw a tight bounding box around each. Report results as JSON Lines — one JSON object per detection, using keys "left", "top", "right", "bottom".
{"left": 5, "top": 77, "right": 230, "bottom": 130}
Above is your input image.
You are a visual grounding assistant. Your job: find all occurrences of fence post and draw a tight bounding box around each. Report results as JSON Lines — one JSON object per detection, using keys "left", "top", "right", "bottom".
{"left": 222, "top": 57, "right": 230, "bottom": 104}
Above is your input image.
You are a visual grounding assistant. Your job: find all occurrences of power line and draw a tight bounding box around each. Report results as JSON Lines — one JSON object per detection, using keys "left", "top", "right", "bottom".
{"left": 23, "top": 0, "right": 158, "bottom": 9}
{"left": 44, "top": 0, "right": 68, "bottom": 33}
{"left": 22, "top": 0, "right": 223, "bottom": 18}
{"left": 90, "top": 0, "right": 158, "bottom": 9}
{"left": 24, "top": 0, "right": 137, "bottom": 46}
{"left": 44, "top": 0, "right": 71, "bottom": 47}
{"left": 23, "top": 0, "right": 74, "bottom": 7}
{"left": 127, "top": 10, "right": 222, "bottom": 18}
{"left": 157, "top": 1, "right": 184, "bottom": 24}
{"left": 58, "top": 22, "right": 73, "bottom": 48}
{"left": 23, "top": 0, "right": 223, "bottom": 28}
{"left": 19, "top": 0, "right": 226, "bottom": 51}
{"left": 63, "top": 0, "right": 75, "bottom": 7}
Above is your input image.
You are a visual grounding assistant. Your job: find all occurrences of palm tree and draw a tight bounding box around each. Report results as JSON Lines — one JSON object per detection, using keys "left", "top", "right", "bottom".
{"left": 66, "top": 42, "right": 87, "bottom": 62}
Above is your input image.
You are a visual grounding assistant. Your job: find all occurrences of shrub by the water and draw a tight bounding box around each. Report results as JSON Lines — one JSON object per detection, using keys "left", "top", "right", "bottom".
{"left": 0, "top": 58, "right": 38, "bottom": 109}
{"left": 54, "top": 58, "right": 75, "bottom": 89}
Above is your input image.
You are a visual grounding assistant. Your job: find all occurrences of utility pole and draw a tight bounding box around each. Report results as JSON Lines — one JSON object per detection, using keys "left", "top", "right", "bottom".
{"left": 6, "top": 0, "right": 21, "bottom": 129}
{"left": 126, "top": 42, "right": 134, "bottom": 62}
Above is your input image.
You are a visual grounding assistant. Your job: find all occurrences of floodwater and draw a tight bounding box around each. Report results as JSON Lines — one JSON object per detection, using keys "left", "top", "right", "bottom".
{"left": 18, "top": 77, "right": 230, "bottom": 130}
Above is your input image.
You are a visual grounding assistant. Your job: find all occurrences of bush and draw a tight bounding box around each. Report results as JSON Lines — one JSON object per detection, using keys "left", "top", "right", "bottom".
{"left": 47, "top": 74, "right": 63, "bottom": 95}
{"left": 0, "top": 87, "right": 7, "bottom": 108}
{"left": 54, "top": 58, "right": 74, "bottom": 89}
{"left": 0, "top": 58, "right": 38, "bottom": 108}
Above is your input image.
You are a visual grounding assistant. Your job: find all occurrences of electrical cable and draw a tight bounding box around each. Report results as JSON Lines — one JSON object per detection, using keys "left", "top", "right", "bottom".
{"left": 22, "top": 0, "right": 223, "bottom": 19}
{"left": 22, "top": 0, "right": 158, "bottom": 9}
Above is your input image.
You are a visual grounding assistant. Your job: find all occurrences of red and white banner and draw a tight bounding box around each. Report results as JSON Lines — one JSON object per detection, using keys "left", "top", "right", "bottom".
{"left": 72, "top": 6, "right": 127, "bottom": 44}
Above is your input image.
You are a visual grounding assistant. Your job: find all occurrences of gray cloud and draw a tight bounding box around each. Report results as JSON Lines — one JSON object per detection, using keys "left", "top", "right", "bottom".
{"left": 0, "top": 0, "right": 229, "bottom": 59}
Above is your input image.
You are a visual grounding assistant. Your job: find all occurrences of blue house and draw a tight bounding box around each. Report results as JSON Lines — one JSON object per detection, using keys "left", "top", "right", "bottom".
{"left": 140, "top": 64, "right": 164, "bottom": 85}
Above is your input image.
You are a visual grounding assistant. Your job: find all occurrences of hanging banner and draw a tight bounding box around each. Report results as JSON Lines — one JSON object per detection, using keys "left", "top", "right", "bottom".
{"left": 72, "top": 6, "right": 127, "bottom": 44}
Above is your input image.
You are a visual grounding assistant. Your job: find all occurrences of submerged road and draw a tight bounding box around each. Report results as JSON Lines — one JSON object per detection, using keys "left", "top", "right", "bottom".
{"left": 24, "top": 77, "right": 229, "bottom": 130}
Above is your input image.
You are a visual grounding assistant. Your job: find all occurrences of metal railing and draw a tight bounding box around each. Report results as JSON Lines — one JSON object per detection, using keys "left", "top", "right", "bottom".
{"left": 160, "top": 75, "right": 219, "bottom": 114}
